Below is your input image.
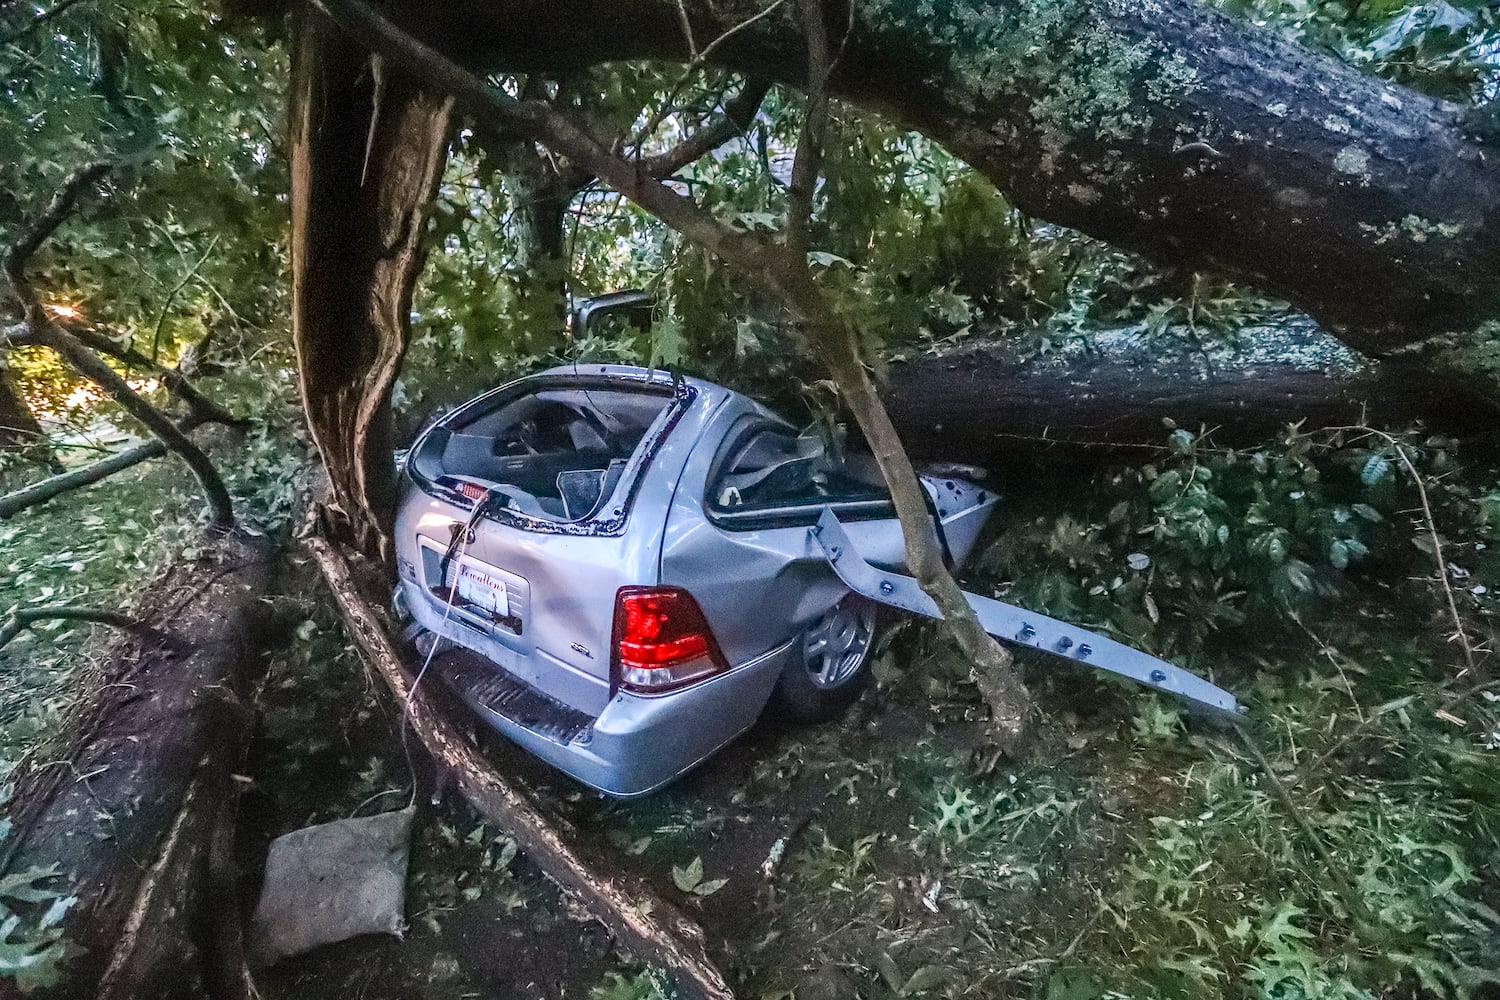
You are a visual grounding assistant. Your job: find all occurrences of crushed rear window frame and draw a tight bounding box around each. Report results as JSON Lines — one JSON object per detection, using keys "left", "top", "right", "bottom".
{"left": 405, "top": 372, "right": 697, "bottom": 538}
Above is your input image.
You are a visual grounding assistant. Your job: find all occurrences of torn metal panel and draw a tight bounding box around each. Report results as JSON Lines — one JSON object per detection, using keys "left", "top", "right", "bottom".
{"left": 811, "top": 507, "right": 1243, "bottom": 718}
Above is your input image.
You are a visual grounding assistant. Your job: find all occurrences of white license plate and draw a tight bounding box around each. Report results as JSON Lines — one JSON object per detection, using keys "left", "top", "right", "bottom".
{"left": 453, "top": 557, "right": 509, "bottom": 618}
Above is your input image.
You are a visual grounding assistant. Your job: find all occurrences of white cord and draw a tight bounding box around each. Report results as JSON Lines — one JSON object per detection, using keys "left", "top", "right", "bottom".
{"left": 401, "top": 495, "right": 486, "bottom": 808}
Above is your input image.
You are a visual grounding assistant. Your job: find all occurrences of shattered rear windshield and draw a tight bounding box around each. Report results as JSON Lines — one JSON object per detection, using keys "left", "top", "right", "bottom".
{"left": 409, "top": 379, "right": 687, "bottom": 532}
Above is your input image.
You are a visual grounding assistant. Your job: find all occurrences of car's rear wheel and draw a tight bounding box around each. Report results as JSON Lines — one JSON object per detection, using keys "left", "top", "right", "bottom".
{"left": 768, "top": 595, "right": 880, "bottom": 723}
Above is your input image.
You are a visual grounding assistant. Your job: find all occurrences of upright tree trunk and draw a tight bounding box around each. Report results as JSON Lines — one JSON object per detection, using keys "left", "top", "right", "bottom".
{"left": 289, "top": 9, "right": 454, "bottom": 560}
{"left": 500, "top": 141, "right": 574, "bottom": 348}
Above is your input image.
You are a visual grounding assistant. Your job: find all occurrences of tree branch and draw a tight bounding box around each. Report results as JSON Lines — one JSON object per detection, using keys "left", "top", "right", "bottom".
{"left": 7, "top": 321, "right": 246, "bottom": 429}
{"left": 784, "top": 0, "right": 830, "bottom": 258}
{"left": 637, "top": 77, "right": 769, "bottom": 178}
{"left": 29, "top": 325, "right": 236, "bottom": 530}
{"left": 311, "top": 0, "right": 781, "bottom": 278}
{"left": 3, "top": 162, "right": 112, "bottom": 323}
{"left": 0, "top": 0, "right": 89, "bottom": 48}
{"left": 0, "top": 606, "right": 145, "bottom": 653}
{"left": 0, "top": 410, "right": 229, "bottom": 520}
{"left": 2, "top": 164, "right": 236, "bottom": 532}
{"left": 149, "top": 233, "right": 220, "bottom": 362}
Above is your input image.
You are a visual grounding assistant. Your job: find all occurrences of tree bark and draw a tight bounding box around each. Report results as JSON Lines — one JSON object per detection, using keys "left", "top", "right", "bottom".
{"left": 386, "top": 0, "right": 1500, "bottom": 353}
{"left": 0, "top": 536, "right": 275, "bottom": 1000}
{"left": 289, "top": 9, "right": 455, "bottom": 560}
{"left": 880, "top": 320, "right": 1500, "bottom": 462}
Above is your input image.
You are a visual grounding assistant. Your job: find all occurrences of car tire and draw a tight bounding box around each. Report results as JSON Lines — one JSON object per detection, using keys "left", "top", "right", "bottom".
{"left": 768, "top": 594, "right": 881, "bottom": 723}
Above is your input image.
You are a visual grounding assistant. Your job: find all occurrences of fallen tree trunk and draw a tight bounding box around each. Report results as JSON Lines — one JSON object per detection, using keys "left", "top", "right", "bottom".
{"left": 0, "top": 411, "right": 233, "bottom": 520}
{"left": 0, "top": 535, "right": 276, "bottom": 1000}
{"left": 881, "top": 319, "right": 1500, "bottom": 463}
{"left": 306, "top": 533, "right": 734, "bottom": 1000}
{"left": 395, "top": 0, "right": 1500, "bottom": 352}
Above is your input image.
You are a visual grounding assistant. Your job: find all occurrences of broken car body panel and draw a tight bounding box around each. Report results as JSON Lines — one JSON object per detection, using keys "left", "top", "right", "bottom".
{"left": 395, "top": 363, "right": 1241, "bottom": 798}
{"left": 811, "top": 508, "right": 1242, "bottom": 718}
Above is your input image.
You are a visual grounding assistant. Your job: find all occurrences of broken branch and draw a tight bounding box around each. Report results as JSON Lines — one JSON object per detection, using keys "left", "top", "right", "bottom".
{"left": 0, "top": 410, "right": 227, "bottom": 520}
{"left": 0, "top": 606, "right": 145, "bottom": 652}
{"left": 637, "top": 77, "right": 770, "bottom": 178}
{"left": 28, "top": 323, "right": 236, "bottom": 531}
{"left": 7, "top": 321, "right": 247, "bottom": 429}
{"left": 3, "top": 164, "right": 236, "bottom": 532}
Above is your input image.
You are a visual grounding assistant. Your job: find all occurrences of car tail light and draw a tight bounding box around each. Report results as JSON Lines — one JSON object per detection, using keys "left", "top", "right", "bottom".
{"left": 612, "top": 587, "right": 729, "bottom": 693}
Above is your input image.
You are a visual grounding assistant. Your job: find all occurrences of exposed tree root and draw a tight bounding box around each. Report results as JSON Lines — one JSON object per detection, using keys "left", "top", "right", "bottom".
{"left": 306, "top": 533, "right": 736, "bottom": 1000}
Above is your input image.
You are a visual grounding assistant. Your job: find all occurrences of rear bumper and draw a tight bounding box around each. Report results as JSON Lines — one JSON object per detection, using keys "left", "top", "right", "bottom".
{"left": 426, "top": 632, "right": 792, "bottom": 798}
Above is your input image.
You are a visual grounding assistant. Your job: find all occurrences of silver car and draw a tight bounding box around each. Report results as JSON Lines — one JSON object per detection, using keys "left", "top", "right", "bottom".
{"left": 394, "top": 363, "right": 999, "bottom": 797}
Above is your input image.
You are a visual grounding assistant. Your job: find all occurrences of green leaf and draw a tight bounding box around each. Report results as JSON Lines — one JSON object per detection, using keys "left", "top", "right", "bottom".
{"left": 671, "top": 856, "right": 704, "bottom": 892}
{"left": 807, "top": 250, "right": 854, "bottom": 269}
{"left": 692, "top": 877, "right": 728, "bottom": 897}
{"left": 900, "top": 965, "right": 954, "bottom": 995}
{"left": 648, "top": 315, "right": 686, "bottom": 369}
{"left": 0, "top": 867, "right": 62, "bottom": 905}
{"left": 1361, "top": 454, "right": 1393, "bottom": 486}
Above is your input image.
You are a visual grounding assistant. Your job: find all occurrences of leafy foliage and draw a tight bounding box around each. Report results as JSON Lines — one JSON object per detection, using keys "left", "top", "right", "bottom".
{"left": 1219, "top": 0, "right": 1500, "bottom": 102}
{"left": 977, "top": 425, "right": 1496, "bottom": 659}
{"left": 0, "top": 865, "right": 74, "bottom": 992}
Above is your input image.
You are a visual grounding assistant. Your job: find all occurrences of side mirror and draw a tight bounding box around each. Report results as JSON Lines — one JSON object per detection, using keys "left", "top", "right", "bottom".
{"left": 572, "top": 289, "right": 655, "bottom": 339}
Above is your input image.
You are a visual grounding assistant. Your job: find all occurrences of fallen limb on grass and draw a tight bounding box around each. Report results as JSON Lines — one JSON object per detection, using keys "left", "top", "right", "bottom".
{"left": 0, "top": 534, "right": 276, "bottom": 1000}
{"left": 0, "top": 605, "right": 147, "bottom": 652}
{"left": 306, "top": 534, "right": 734, "bottom": 1000}
{"left": 0, "top": 412, "right": 227, "bottom": 521}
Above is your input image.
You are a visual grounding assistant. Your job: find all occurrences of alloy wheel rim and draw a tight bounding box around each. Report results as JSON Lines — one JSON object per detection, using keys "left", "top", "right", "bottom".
{"left": 804, "top": 598, "right": 875, "bottom": 689}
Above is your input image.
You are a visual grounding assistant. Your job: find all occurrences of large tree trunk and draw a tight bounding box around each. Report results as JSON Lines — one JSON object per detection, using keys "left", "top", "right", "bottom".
{"left": 289, "top": 9, "right": 455, "bottom": 560}
{"left": 391, "top": 0, "right": 1500, "bottom": 355}
{"left": 882, "top": 319, "right": 1500, "bottom": 463}
{"left": 0, "top": 537, "right": 275, "bottom": 1000}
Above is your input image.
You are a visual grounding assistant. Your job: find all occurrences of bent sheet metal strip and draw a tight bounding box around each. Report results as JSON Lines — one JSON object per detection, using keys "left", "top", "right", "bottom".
{"left": 811, "top": 507, "right": 1243, "bottom": 718}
